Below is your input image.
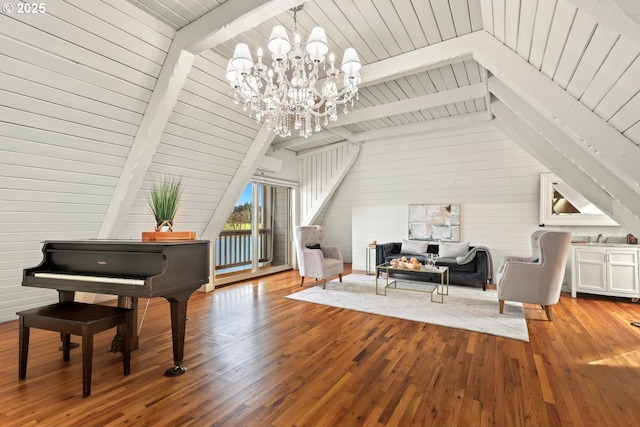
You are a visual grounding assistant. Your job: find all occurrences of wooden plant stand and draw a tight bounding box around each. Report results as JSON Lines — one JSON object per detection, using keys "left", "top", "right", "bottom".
{"left": 141, "top": 231, "right": 196, "bottom": 241}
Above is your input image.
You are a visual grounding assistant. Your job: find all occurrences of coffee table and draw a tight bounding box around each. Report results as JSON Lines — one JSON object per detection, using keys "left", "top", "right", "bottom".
{"left": 375, "top": 262, "right": 449, "bottom": 303}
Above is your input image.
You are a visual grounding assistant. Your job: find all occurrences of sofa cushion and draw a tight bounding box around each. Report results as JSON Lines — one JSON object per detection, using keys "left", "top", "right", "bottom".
{"left": 439, "top": 241, "right": 469, "bottom": 258}
{"left": 400, "top": 239, "right": 429, "bottom": 256}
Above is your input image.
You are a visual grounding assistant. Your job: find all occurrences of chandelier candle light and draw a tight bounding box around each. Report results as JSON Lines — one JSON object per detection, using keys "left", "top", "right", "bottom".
{"left": 226, "top": 6, "right": 362, "bottom": 138}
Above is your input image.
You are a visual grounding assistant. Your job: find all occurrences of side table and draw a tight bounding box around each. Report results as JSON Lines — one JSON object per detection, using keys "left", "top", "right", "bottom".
{"left": 365, "top": 244, "right": 376, "bottom": 275}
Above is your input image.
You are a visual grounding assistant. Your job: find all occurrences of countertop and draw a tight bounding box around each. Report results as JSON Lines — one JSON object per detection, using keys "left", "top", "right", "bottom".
{"left": 571, "top": 242, "right": 638, "bottom": 247}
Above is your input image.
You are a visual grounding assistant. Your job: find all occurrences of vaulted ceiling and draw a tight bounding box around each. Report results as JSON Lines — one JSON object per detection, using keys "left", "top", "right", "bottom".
{"left": 2, "top": 0, "right": 640, "bottom": 322}
{"left": 119, "top": 0, "right": 640, "bottom": 232}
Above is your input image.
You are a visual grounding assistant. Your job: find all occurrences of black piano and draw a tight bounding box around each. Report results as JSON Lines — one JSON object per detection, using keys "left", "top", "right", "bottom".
{"left": 23, "top": 239, "right": 210, "bottom": 377}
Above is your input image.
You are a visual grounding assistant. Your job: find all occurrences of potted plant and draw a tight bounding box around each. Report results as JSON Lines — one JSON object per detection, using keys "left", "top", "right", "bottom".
{"left": 148, "top": 175, "right": 183, "bottom": 232}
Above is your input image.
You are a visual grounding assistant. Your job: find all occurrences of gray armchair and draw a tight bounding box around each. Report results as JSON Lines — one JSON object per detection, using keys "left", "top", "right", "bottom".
{"left": 502, "top": 229, "right": 547, "bottom": 263}
{"left": 293, "top": 225, "right": 343, "bottom": 289}
{"left": 496, "top": 230, "right": 572, "bottom": 320}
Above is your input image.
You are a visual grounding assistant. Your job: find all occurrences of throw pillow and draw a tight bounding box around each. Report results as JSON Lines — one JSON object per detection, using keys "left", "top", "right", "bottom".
{"left": 401, "top": 239, "right": 429, "bottom": 255}
{"left": 306, "top": 243, "right": 321, "bottom": 250}
{"left": 439, "top": 241, "right": 470, "bottom": 258}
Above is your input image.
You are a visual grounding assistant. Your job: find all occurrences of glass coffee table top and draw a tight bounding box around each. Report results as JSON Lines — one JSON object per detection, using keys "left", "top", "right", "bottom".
{"left": 375, "top": 262, "right": 449, "bottom": 303}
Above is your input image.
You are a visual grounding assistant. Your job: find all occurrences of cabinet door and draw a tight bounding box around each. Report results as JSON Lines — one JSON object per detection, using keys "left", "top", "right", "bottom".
{"left": 607, "top": 249, "right": 639, "bottom": 294}
{"left": 575, "top": 248, "right": 606, "bottom": 292}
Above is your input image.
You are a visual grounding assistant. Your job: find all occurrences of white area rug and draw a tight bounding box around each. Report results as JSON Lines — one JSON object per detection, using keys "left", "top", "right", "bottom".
{"left": 286, "top": 273, "right": 529, "bottom": 342}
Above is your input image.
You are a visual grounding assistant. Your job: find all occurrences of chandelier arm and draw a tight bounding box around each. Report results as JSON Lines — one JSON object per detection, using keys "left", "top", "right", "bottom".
{"left": 308, "top": 85, "right": 356, "bottom": 105}
{"left": 227, "top": 6, "right": 361, "bottom": 138}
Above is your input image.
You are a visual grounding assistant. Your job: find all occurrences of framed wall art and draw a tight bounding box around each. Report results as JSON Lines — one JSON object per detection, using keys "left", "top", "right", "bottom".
{"left": 408, "top": 204, "right": 460, "bottom": 241}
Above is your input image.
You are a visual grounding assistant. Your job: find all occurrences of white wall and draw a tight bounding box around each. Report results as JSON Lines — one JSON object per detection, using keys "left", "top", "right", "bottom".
{"left": 322, "top": 122, "right": 632, "bottom": 282}
{"left": 0, "top": 1, "right": 267, "bottom": 323}
{"left": 0, "top": 0, "right": 174, "bottom": 322}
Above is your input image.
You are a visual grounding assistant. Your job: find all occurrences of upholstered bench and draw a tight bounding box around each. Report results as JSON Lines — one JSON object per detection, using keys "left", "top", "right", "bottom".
{"left": 17, "top": 301, "right": 133, "bottom": 397}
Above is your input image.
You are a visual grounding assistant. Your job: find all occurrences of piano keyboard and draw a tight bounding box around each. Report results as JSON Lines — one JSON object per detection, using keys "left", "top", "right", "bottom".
{"left": 33, "top": 272, "right": 145, "bottom": 286}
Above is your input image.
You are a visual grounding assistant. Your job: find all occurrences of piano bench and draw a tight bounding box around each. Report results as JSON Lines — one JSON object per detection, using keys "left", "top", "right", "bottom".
{"left": 17, "top": 301, "right": 133, "bottom": 398}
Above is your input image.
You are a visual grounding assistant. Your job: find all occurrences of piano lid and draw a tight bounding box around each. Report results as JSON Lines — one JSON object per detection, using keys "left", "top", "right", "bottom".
{"left": 41, "top": 239, "right": 208, "bottom": 245}
{"left": 24, "top": 239, "right": 211, "bottom": 298}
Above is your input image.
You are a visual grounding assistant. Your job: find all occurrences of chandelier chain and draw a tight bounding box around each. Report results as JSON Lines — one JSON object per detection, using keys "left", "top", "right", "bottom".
{"left": 290, "top": 5, "right": 303, "bottom": 33}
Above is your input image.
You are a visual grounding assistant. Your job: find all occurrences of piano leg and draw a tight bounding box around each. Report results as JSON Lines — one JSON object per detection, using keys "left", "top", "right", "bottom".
{"left": 111, "top": 296, "right": 139, "bottom": 353}
{"left": 164, "top": 289, "right": 193, "bottom": 377}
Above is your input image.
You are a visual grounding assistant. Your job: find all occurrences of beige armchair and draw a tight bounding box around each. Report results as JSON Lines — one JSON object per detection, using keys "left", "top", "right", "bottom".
{"left": 496, "top": 230, "right": 572, "bottom": 320}
{"left": 293, "top": 225, "right": 343, "bottom": 289}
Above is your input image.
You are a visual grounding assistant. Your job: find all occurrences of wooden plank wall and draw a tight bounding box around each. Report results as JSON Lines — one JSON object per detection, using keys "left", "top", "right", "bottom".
{"left": 116, "top": 50, "right": 261, "bottom": 238}
{"left": 321, "top": 123, "right": 633, "bottom": 280}
{"left": 0, "top": 1, "right": 262, "bottom": 323}
{"left": 297, "top": 142, "right": 358, "bottom": 224}
{"left": 0, "top": 0, "right": 173, "bottom": 322}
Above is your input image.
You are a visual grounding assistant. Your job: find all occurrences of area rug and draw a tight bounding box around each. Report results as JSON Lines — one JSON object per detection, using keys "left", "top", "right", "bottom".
{"left": 286, "top": 273, "right": 529, "bottom": 342}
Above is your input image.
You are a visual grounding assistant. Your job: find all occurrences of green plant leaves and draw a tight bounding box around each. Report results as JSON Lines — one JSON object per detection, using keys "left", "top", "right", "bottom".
{"left": 148, "top": 175, "right": 183, "bottom": 226}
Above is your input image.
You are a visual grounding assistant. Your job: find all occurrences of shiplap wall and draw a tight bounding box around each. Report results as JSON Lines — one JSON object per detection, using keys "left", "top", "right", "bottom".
{"left": 321, "top": 122, "right": 631, "bottom": 281}
{"left": 297, "top": 142, "right": 359, "bottom": 224}
{"left": 0, "top": 2, "right": 270, "bottom": 322}
{"left": 117, "top": 50, "right": 261, "bottom": 238}
{"left": 0, "top": 0, "right": 174, "bottom": 323}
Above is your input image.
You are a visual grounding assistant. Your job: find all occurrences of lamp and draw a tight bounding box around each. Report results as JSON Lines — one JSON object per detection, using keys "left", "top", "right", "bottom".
{"left": 225, "top": 5, "right": 362, "bottom": 138}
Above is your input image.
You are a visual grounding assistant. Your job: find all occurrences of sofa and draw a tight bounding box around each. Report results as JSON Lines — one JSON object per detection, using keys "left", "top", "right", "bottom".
{"left": 375, "top": 240, "right": 492, "bottom": 290}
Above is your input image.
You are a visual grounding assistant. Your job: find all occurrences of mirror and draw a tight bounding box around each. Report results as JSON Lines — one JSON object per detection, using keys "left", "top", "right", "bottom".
{"left": 539, "top": 173, "right": 618, "bottom": 226}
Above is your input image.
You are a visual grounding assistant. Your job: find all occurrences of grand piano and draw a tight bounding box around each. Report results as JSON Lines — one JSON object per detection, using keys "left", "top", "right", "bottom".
{"left": 23, "top": 239, "right": 210, "bottom": 377}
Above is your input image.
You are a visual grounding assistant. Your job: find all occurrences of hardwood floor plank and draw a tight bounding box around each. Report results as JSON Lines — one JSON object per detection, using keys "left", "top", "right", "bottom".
{"left": 1, "top": 266, "right": 639, "bottom": 426}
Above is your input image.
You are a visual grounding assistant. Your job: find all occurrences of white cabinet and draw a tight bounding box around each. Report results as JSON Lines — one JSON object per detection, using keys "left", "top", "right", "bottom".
{"left": 571, "top": 245, "right": 639, "bottom": 299}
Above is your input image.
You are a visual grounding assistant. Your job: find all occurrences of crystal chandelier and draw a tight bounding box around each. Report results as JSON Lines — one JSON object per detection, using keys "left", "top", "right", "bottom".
{"left": 225, "top": 5, "right": 362, "bottom": 138}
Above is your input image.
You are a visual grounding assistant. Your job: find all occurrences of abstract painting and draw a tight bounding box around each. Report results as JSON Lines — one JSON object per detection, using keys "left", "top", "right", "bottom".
{"left": 408, "top": 204, "right": 461, "bottom": 241}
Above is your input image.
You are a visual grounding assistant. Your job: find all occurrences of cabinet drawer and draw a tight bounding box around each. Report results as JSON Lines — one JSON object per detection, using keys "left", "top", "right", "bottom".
{"left": 575, "top": 249, "right": 604, "bottom": 263}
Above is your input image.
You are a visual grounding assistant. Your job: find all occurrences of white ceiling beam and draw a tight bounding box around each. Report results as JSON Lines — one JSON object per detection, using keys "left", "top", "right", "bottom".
{"left": 193, "top": 26, "right": 486, "bottom": 158}
{"left": 353, "top": 111, "right": 492, "bottom": 142}
{"left": 99, "top": 0, "right": 296, "bottom": 238}
{"left": 273, "top": 111, "right": 492, "bottom": 151}
{"left": 328, "top": 127, "right": 356, "bottom": 142}
{"left": 472, "top": 31, "right": 640, "bottom": 192}
{"left": 490, "top": 82, "right": 640, "bottom": 233}
{"left": 493, "top": 106, "right": 609, "bottom": 211}
{"left": 295, "top": 140, "right": 358, "bottom": 159}
{"left": 492, "top": 102, "right": 616, "bottom": 211}
{"left": 274, "top": 128, "right": 356, "bottom": 149}
{"left": 493, "top": 103, "right": 640, "bottom": 234}
{"left": 202, "top": 123, "right": 276, "bottom": 240}
{"left": 178, "top": 0, "right": 311, "bottom": 54}
{"left": 98, "top": 47, "right": 194, "bottom": 239}
{"left": 489, "top": 76, "right": 634, "bottom": 203}
{"left": 329, "top": 83, "right": 486, "bottom": 127}
{"left": 359, "top": 33, "right": 477, "bottom": 88}
{"left": 271, "top": 131, "right": 337, "bottom": 151}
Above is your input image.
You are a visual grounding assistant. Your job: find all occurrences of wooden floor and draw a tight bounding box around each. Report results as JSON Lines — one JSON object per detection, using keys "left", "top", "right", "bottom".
{"left": 1, "top": 265, "right": 640, "bottom": 426}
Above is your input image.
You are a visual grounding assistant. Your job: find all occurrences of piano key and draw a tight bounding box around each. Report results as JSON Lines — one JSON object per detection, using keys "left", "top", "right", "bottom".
{"left": 33, "top": 272, "right": 145, "bottom": 286}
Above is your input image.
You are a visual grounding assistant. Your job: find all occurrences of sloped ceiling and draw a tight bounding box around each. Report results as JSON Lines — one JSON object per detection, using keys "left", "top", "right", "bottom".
{"left": 1, "top": 0, "right": 640, "bottom": 321}
{"left": 119, "top": 0, "right": 640, "bottom": 233}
